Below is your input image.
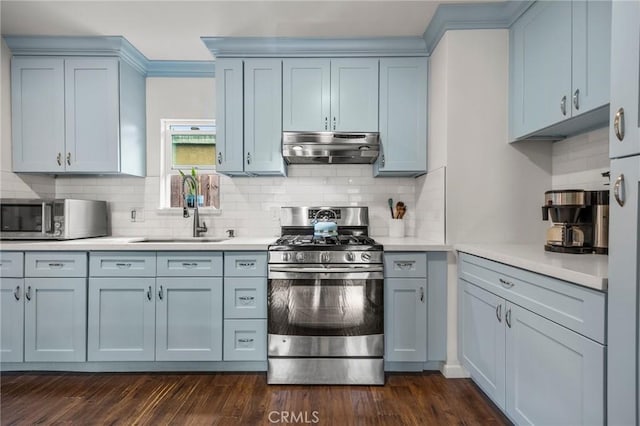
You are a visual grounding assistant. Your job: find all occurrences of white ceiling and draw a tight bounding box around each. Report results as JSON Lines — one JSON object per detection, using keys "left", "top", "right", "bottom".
{"left": 0, "top": 1, "right": 464, "bottom": 61}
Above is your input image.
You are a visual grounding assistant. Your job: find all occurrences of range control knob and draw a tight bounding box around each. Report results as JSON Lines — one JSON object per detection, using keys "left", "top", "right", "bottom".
{"left": 295, "top": 252, "right": 305, "bottom": 262}
{"left": 361, "top": 253, "right": 372, "bottom": 261}
{"left": 345, "top": 252, "right": 355, "bottom": 262}
{"left": 321, "top": 252, "right": 331, "bottom": 263}
{"left": 282, "top": 253, "right": 291, "bottom": 262}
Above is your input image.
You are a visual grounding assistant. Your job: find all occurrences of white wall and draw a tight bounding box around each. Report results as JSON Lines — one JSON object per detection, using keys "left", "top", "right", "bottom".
{"left": 0, "top": 39, "right": 55, "bottom": 199}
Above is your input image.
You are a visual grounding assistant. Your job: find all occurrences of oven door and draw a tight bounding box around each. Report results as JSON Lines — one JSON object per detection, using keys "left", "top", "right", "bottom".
{"left": 268, "top": 264, "right": 383, "bottom": 357}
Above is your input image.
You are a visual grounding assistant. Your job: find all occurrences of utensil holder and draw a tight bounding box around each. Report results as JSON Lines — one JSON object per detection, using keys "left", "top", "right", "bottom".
{"left": 389, "top": 219, "right": 405, "bottom": 237}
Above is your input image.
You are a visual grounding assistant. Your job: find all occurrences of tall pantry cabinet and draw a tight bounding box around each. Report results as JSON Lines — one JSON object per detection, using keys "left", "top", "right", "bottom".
{"left": 607, "top": 1, "right": 640, "bottom": 424}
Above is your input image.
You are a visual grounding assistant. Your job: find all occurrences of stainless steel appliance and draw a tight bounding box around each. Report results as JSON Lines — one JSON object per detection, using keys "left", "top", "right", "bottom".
{"left": 267, "top": 206, "right": 384, "bottom": 385}
{"left": 0, "top": 199, "right": 108, "bottom": 240}
{"left": 541, "top": 190, "right": 609, "bottom": 254}
{"left": 282, "top": 132, "right": 379, "bottom": 164}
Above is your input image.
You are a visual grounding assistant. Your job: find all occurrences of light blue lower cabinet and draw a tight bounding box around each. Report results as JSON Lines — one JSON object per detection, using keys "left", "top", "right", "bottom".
{"left": 0, "top": 278, "right": 25, "bottom": 362}
{"left": 223, "top": 319, "right": 267, "bottom": 361}
{"left": 223, "top": 277, "right": 267, "bottom": 319}
{"left": 460, "top": 279, "right": 506, "bottom": 409}
{"left": 87, "top": 278, "right": 156, "bottom": 361}
{"left": 24, "top": 277, "right": 86, "bottom": 362}
{"left": 505, "top": 303, "right": 604, "bottom": 426}
{"left": 155, "top": 277, "right": 223, "bottom": 361}
{"left": 384, "top": 278, "right": 427, "bottom": 362}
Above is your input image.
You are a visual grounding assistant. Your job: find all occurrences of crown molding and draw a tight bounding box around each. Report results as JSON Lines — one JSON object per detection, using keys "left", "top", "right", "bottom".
{"left": 146, "top": 61, "right": 215, "bottom": 78}
{"left": 201, "top": 37, "right": 429, "bottom": 58}
{"left": 423, "top": 1, "right": 534, "bottom": 53}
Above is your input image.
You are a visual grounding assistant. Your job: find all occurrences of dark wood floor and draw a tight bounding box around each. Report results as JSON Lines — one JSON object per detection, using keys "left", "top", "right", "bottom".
{"left": 1, "top": 372, "right": 510, "bottom": 425}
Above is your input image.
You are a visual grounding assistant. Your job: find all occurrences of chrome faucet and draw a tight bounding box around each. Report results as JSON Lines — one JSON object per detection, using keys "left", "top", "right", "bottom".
{"left": 181, "top": 174, "right": 207, "bottom": 237}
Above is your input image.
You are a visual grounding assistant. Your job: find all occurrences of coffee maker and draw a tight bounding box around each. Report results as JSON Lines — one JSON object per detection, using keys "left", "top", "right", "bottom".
{"left": 541, "top": 189, "right": 609, "bottom": 254}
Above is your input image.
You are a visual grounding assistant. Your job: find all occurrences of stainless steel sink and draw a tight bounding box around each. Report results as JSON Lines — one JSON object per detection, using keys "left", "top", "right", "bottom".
{"left": 132, "top": 238, "right": 228, "bottom": 243}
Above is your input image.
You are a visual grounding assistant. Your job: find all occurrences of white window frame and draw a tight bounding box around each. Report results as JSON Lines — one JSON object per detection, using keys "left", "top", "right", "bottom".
{"left": 159, "top": 118, "right": 219, "bottom": 211}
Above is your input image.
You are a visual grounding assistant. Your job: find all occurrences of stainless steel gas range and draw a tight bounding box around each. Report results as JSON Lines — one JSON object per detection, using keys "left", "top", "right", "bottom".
{"left": 267, "top": 206, "right": 384, "bottom": 385}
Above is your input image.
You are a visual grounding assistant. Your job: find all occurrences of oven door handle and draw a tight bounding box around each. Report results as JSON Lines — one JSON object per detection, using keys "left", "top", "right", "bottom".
{"left": 269, "top": 266, "right": 383, "bottom": 274}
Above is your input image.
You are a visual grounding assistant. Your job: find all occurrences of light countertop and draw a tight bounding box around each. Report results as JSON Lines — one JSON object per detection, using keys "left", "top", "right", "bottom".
{"left": 456, "top": 243, "right": 608, "bottom": 291}
{"left": 0, "top": 236, "right": 451, "bottom": 252}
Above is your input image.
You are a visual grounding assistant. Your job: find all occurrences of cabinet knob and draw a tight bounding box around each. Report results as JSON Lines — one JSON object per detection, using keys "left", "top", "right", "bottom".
{"left": 560, "top": 95, "right": 567, "bottom": 116}
{"left": 496, "top": 304, "right": 502, "bottom": 322}
{"left": 324, "top": 117, "right": 328, "bottom": 131}
{"left": 147, "top": 286, "right": 152, "bottom": 301}
{"left": 57, "top": 153, "right": 62, "bottom": 166}
{"left": 572, "top": 89, "right": 580, "bottom": 111}
{"left": 66, "top": 152, "right": 71, "bottom": 166}
{"left": 614, "top": 174, "right": 625, "bottom": 207}
{"left": 247, "top": 152, "right": 251, "bottom": 165}
{"left": 381, "top": 154, "right": 385, "bottom": 167}
{"left": 217, "top": 152, "right": 223, "bottom": 165}
{"left": 419, "top": 286, "right": 425, "bottom": 303}
{"left": 158, "top": 285, "right": 164, "bottom": 300}
{"left": 614, "top": 107, "right": 625, "bottom": 141}
{"left": 332, "top": 117, "right": 336, "bottom": 131}
{"left": 14, "top": 285, "right": 21, "bottom": 301}
{"left": 25, "top": 286, "right": 31, "bottom": 301}
{"left": 505, "top": 308, "right": 512, "bottom": 328}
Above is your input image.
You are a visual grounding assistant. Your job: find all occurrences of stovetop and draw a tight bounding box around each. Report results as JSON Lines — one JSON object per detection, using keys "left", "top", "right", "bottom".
{"left": 269, "top": 234, "right": 382, "bottom": 251}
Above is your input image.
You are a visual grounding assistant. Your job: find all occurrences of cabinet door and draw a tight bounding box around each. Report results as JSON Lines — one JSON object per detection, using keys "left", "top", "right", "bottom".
{"left": 87, "top": 278, "right": 155, "bottom": 361}
{"left": 11, "top": 57, "right": 65, "bottom": 172}
{"left": 609, "top": 0, "right": 640, "bottom": 158}
{"left": 244, "top": 59, "right": 285, "bottom": 175}
{"left": 216, "top": 59, "right": 245, "bottom": 174}
{"left": 282, "top": 59, "right": 331, "bottom": 131}
{"left": 384, "top": 278, "right": 426, "bottom": 362}
{"left": 155, "top": 277, "right": 222, "bottom": 361}
{"left": 0, "top": 278, "right": 24, "bottom": 362}
{"left": 510, "top": 1, "right": 572, "bottom": 138}
{"left": 571, "top": 0, "right": 611, "bottom": 117}
{"left": 608, "top": 156, "right": 640, "bottom": 425}
{"left": 460, "top": 280, "right": 506, "bottom": 409}
{"left": 24, "top": 278, "right": 86, "bottom": 362}
{"left": 65, "top": 58, "right": 120, "bottom": 173}
{"left": 505, "top": 303, "right": 604, "bottom": 426}
{"left": 330, "top": 58, "right": 378, "bottom": 132}
{"left": 375, "top": 58, "right": 427, "bottom": 176}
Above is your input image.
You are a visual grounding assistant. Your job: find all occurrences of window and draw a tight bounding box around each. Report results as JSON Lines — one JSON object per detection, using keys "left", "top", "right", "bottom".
{"left": 161, "top": 119, "right": 220, "bottom": 209}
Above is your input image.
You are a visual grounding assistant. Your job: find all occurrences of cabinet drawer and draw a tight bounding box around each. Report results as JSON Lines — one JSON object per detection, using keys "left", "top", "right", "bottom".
{"left": 224, "top": 277, "right": 267, "bottom": 319}
{"left": 25, "top": 252, "right": 87, "bottom": 277}
{"left": 90, "top": 252, "right": 156, "bottom": 277}
{"left": 156, "top": 252, "right": 222, "bottom": 277}
{"left": 458, "top": 253, "right": 606, "bottom": 344}
{"left": 224, "top": 252, "right": 267, "bottom": 277}
{"left": 384, "top": 253, "right": 427, "bottom": 278}
{"left": 0, "top": 252, "right": 24, "bottom": 277}
{"left": 223, "top": 319, "right": 267, "bottom": 361}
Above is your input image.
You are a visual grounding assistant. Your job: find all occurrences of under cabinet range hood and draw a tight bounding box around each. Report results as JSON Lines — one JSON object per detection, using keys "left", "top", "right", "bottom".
{"left": 282, "top": 132, "right": 379, "bottom": 164}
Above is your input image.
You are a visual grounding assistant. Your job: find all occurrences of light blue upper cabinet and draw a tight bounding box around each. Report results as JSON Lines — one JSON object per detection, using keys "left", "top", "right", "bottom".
{"left": 510, "top": 0, "right": 611, "bottom": 141}
{"left": 215, "top": 58, "right": 245, "bottom": 174}
{"left": 283, "top": 59, "right": 331, "bottom": 131}
{"left": 11, "top": 55, "right": 146, "bottom": 176}
{"left": 330, "top": 59, "right": 378, "bottom": 132}
{"left": 64, "top": 58, "right": 120, "bottom": 173}
{"left": 374, "top": 57, "right": 427, "bottom": 177}
{"left": 11, "top": 57, "right": 65, "bottom": 173}
{"left": 244, "top": 59, "right": 285, "bottom": 175}
{"left": 609, "top": 0, "right": 640, "bottom": 159}
{"left": 283, "top": 58, "right": 378, "bottom": 132}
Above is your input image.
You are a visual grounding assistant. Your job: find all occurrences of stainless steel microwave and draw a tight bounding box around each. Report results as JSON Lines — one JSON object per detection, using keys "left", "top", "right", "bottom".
{"left": 0, "top": 199, "right": 108, "bottom": 240}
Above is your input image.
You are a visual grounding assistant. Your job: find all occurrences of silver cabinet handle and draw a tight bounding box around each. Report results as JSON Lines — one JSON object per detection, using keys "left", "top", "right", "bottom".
{"left": 499, "top": 278, "right": 515, "bottom": 289}
{"left": 238, "top": 338, "right": 254, "bottom": 343}
{"left": 614, "top": 174, "right": 625, "bottom": 207}
{"left": 57, "top": 153, "right": 62, "bottom": 166}
{"left": 48, "top": 263, "right": 64, "bottom": 269}
{"left": 247, "top": 152, "right": 251, "bottom": 165}
{"left": 238, "top": 296, "right": 255, "bottom": 301}
{"left": 381, "top": 154, "right": 385, "bottom": 167}
{"left": 614, "top": 107, "right": 625, "bottom": 141}
{"left": 560, "top": 95, "right": 567, "bottom": 116}
{"left": 332, "top": 116, "right": 336, "bottom": 131}
{"left": 496, "top": 304, "right": 502, "bottom": 322}
{"left": 66, "top": 152, "right": 71, "bottom": 165}
{"left": 182, "top": 262, "right": 197, "bottom": 268}
{"left": 25, "top": 286, "right": 31, "bottom": 301}
{"left": 217, "top": 152, "right": 223, "bottom": 165}
{"left": 158, "top": 285, "right": 164, "bottom": 300}
{"left": 419, "top": 286, "right": 425, "bottom": 303}
{"left": 147, "top": 286, "right": 152, "bottom": 301}
{"left": 14, "top": 285, "right": 21, "bottom": 301}
{"left": 324, "top": 117, "right": 328, "bottom": 131}
{"left": 116, "top": 263, "right": 132, "bottom": 269}
{"left": 505, "top": 308, "right": 512, "bottom": 328}
{"left": 573, "top": 89, "right": 580, "bottom": 111}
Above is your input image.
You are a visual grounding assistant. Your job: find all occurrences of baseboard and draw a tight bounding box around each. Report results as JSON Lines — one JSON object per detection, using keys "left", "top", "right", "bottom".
{"left": 440, "top": 363, "right": 469, "bottom": 378}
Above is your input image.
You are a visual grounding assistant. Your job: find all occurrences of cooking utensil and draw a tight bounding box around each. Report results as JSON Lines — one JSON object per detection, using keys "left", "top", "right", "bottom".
{"left": 395, "top": 201, "right": 405, "bottom": 219}
{"left": 388, "top": 198, "right": 394, "bottom": 218}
